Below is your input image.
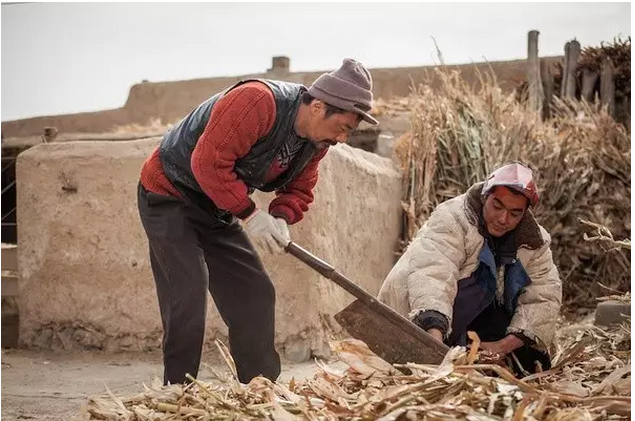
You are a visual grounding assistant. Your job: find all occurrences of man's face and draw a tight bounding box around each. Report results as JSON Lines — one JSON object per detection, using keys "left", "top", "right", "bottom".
{"left": 306, "top": 101, "right": 361, "bottom": 150}
{"left": 482, "top": 186, "right": 528, "bottom": 237}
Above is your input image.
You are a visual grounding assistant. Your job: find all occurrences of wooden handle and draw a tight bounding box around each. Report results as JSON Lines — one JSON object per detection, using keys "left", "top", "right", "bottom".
{"left": 286, "top": 242, "right": 376, "bottom": 303}
{"left": 285, "top": 242, "right": 334, "bottom": 278}
{"left": 285, "top": 241, "right": 450, "bottom": 356}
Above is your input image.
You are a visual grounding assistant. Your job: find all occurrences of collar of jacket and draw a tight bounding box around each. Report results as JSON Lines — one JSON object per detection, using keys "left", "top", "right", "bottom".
{"left": 463, "top": 182, "right": 545, "bottom": 251}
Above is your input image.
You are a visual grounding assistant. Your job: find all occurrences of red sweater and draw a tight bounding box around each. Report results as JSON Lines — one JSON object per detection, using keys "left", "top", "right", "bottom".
{"left": 140, "top": 81, "right": 327, "bottom": 224}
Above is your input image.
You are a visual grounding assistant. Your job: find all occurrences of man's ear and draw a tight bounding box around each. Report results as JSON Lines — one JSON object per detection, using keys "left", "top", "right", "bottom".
{"left": 311, "top": 100, "right": 325, "bottom": 116}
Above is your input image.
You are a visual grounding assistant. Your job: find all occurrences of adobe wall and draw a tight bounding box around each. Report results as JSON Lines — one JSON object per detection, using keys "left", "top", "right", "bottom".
{"left": 16, "top": 140, "right": 402, "bottom": 361}
{"left": 2, "top": 57, "right": 563, "bottom": 138}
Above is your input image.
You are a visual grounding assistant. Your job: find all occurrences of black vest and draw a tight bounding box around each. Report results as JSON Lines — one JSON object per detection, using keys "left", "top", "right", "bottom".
{"left": 158, "top": 79, "right": 319, "bottom": 215}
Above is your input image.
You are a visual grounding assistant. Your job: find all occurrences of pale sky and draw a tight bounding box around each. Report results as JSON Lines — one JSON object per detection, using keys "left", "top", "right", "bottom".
{"left": 1, "top": 2, "right": 631, "bottom": 122}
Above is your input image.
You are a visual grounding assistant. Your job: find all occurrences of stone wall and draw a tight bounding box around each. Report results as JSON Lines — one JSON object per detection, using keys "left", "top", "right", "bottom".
{"left": 16, "top": 140, "right": 402, "bottom": 361}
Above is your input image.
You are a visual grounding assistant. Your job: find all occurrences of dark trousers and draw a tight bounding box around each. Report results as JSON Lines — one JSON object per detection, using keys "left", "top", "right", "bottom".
{"left": 137, "top": 184, "right": 281, "bottom": 385}
{"left": 466, "top": 302, "right": 551, "bottom": 376}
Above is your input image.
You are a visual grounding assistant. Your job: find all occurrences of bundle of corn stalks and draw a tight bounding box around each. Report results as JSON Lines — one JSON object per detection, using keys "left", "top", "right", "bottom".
{"left": 84, "top": 322, "right": 630, "bottom": 421}
{"left": 394, "top": 67, "right": 631, "bottom": 309}
{"left": 516, "top": 37, "right": 630, "bottom": 126}
{"left": 578, "top": 37, "right": 631, "bottom": 103}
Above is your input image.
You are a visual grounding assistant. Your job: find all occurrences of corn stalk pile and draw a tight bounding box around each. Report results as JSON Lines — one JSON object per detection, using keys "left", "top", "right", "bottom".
{"left": 84, "top": 321, "right": 629, "bottom": 421}
{"left": 394, "top": 68, "right": 631, "bottom": 309}
{"left": 516, "top": 37, "right": 631, "bottom": 125}
{"left": 578, "top": 37, "right": 631, "bottom": 110}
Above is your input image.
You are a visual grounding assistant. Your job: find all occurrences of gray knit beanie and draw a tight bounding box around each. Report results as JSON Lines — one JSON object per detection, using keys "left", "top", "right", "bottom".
{"left": 307, "top": 58, "right": 378, "bottom": 125}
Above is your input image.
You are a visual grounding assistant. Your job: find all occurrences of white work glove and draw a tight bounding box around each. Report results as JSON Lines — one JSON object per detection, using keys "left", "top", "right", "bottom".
{"left": 243, "top": 209, "right": 291, "bottom": 254}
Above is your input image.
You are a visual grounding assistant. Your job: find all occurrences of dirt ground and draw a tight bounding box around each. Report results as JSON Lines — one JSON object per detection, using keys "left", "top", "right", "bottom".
{"left": 1, "top": 348, "right": 325, "bottom": 421}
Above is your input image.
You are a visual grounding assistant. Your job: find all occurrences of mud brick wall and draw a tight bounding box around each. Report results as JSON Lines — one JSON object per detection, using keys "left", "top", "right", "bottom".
{"left": 16, "top": 140, "right": 402, "bottom": 361}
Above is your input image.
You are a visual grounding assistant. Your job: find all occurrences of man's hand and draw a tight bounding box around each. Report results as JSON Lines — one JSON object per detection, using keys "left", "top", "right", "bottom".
{"left": 243, "top": 209, "right": 291, "bottom": 254}
{"left": 427, "top": 328, "right": 444, "bottom": 343}
{"left": 480, "top": 334, "right": 525, "bottom": 356}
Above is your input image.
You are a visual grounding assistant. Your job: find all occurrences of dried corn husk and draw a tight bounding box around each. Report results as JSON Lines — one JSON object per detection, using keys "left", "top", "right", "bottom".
{"left": 84, "top": 319, "right": 630, "bottom": 421}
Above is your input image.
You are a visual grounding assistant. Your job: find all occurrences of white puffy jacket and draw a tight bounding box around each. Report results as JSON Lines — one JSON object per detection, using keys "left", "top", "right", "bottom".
{"left": 378, "top": 183, "right": 562, "bottom": 351}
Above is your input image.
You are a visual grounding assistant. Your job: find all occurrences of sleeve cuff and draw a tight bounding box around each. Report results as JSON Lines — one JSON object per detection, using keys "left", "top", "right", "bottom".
{"left": 506, "top": 327, "right": 547, "bottom": 351}
{"left": 235, "top": 199, "right": 257, "bottom": 220}
{"left": 412, "top": 310, "right": 450, "bottom": 337}
{"left": 269, "top": 205, "right": 296, "bottom": 225}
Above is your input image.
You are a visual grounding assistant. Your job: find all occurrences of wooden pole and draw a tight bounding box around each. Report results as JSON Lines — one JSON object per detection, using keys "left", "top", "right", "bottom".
{"left": 561, "top": 40, "right": 581, "bottom": 98}
{"left": 561, "top": 41, "right": 570, "bottom": 97}
{"left": 540, "top": 59, "right": 554, "bottom": 120}
{"left": 600, "top": 56, "right": 616, "bottom": 117}
{"left": 581, "top": 69, "right": 600, "bottom": 102}
{"left": 527, "top": 30, "right": 544, "bottom": 115}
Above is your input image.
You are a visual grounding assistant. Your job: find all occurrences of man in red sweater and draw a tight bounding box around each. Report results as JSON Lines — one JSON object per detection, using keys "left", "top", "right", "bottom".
{"left": 137, "top": 59, "right": 378, "bottom": 385}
